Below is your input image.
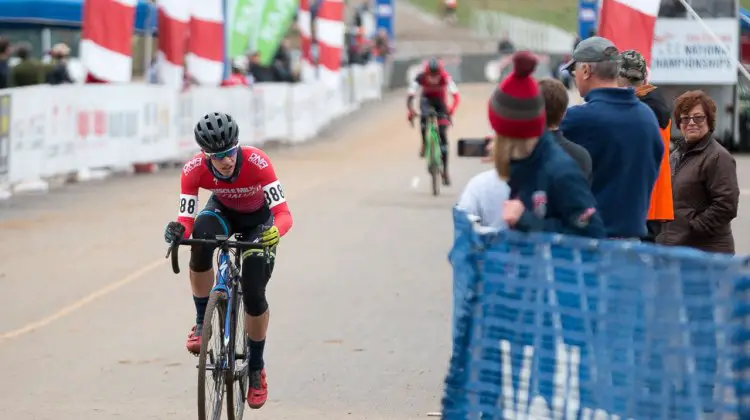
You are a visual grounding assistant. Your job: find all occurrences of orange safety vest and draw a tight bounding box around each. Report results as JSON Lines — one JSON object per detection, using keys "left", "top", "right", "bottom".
{"left": 635, "top": 84, "right": 674, "bottom": 222}
{"left": 647, "top": 116, "right": 675, "bottom": 221}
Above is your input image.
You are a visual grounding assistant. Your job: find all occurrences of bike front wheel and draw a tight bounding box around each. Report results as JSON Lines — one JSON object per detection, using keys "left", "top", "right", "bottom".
{"left": 198, "top": 291, "right": 228, "bottom": 420}
{"left": 226, "top": 283, "right": 249, "bottom": 420}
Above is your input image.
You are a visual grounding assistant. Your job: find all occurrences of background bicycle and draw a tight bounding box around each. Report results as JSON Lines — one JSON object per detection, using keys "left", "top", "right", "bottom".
{"left": 412, "top": 108, "right": 451, "bottom": 196}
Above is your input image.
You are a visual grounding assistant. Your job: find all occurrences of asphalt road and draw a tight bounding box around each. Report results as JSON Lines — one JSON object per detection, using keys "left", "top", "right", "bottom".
{"left": 0, "top": 84, "right": 496, "bottom": 420}
{"left": 3, "top": 83, "right": 750, "bottom": 420}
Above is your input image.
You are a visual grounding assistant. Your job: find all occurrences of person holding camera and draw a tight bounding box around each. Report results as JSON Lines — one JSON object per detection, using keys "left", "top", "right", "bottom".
{"left": 456, "top": 78, "right": 592, "bottom": 229}
{"left": 456, "top": 137, "right": 510, "bottom": 229}
{"left": 490, "top": 51, "right": 605, "bottom": 238}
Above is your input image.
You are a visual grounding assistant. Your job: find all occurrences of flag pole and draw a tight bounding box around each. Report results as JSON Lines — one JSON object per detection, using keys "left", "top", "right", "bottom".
{"left": 223, "top": 0, "right": 231, "bottom": 81}
{"left": 143, "top": 1, "right": 157, "bottom": 81}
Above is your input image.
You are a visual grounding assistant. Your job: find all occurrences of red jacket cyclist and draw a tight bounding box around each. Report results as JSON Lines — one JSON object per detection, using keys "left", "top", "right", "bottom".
{"left": 163, "top": 112, "right": 292, "bottom": 410}
{"left": 406, "top": 57, "right": 461, "bottom": 185}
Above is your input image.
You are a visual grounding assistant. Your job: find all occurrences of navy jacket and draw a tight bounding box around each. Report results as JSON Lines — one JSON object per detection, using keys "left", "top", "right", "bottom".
{"left": 560, "top": 88, "right": 663, "bottom": 238}
{"left": 508, "top": 132, "right": 606, "bottom": 238}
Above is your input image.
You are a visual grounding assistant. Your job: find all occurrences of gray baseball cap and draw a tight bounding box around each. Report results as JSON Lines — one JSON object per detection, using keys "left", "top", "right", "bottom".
{"left": 563, "top": 36, "right": 619, "bottom": 73}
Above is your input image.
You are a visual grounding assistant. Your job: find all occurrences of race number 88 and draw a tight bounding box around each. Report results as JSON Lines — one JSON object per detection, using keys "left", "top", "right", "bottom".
{"left": 264, "top": 184, "right": 284, "bottom": 206}
{"left": 180, "top": 197, "right": 196, "bottom": 215}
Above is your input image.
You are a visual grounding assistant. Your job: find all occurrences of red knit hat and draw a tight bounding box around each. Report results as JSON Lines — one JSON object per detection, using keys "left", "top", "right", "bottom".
{"left": 488, "top": 51, "right": 546, "bottom": 139}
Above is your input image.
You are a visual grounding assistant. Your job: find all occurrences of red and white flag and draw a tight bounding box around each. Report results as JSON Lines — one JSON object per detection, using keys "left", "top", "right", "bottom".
{"left": 157, "top": 0, "right": 224, "bottom": 87}
{"left": 157, "top": 0, "right": 190, "bottom": 87}
{"left": 80, "top": 0, "right": 138, "bottom": 83}
{"left": 598, "top": 0, "right": 661, "bottom": 66}
{"left": 298, "top": 0, "right": 345, "bottom": 84}
{"left": 186, "top": 0, "right": 225, "bottom": 86}
{"left": 315, "top": 0, "right": 345, "bottom": 77}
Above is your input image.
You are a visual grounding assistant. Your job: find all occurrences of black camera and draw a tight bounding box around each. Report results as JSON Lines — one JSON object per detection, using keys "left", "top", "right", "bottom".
{"left": 457, "top": 137, "right": 491, "bottom": 158}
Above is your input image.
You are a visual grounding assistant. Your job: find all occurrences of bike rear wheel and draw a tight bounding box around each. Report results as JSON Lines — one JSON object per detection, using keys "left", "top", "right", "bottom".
{"left": 226, "top": 282, "right": 249, "bottom": 420}
{"left": 198, "top": 291, "right": 228, "bottom": 420}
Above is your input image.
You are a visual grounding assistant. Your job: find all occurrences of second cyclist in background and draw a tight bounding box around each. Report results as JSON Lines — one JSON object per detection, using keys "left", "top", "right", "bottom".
{"left": 407, "top": 57, "right": 461, "bottom": 186}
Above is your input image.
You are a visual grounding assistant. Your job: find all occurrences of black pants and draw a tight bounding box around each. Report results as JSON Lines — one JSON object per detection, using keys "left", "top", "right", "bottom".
{"left": 641, "top": 221, "right": 664, "bottom": 243}
{"left": 189, "top": 196, "right": 276, "bottom": 317}
{"left": 419, "top": 96, "right": 449, "bottom": 172}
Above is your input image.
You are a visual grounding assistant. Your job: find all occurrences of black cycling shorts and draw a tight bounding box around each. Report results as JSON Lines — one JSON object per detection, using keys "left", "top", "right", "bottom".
{"left": 189, "top": 195, "right": 276, "bottom": 316}
{"left": 420, "top": 96, "right": 448, "bottom": 122}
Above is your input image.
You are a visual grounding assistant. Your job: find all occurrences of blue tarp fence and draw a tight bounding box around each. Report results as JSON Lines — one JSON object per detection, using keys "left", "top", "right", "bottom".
{"left": 443, "top": 208, "right": 750, "bottom": 419}
{"left": 0, "top": 0, "right": 156, "bottom": 33}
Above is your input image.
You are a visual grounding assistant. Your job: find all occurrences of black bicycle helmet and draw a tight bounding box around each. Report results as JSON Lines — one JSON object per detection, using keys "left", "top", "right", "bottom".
{"left": 426, "top": 58, "right": 441, "bottom": 74}
{"left": 194, "top": 112, "right": 240, "bottom": 153}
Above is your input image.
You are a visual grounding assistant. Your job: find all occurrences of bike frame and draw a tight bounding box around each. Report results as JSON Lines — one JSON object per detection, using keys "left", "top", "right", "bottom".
{"left": 168, "top": 236, "right": 270, "bottom": 349}
{"left": 214, "top": 250, "right": 237, "bottom": 350}
{"left": 423, "top": 110, "right": 444, "bottom": 171}
{"left": 167, "top": 235, "right": 266, "bottom": 361}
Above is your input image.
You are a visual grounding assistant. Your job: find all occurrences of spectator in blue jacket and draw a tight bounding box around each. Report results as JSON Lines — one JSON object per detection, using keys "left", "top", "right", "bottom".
{"left": 489, "top": 51, "right": 605, "bottom": 238}
{"left": 561, "top": 37, "right": 663, "bottom": 238}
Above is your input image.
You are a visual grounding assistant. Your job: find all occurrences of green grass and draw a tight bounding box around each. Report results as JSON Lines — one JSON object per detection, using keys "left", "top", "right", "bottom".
{"left": 406, "top": 0, "right": 578, "bottom": 32}
{"left": 408, "top": 0, "right": 750, "bottom": 34}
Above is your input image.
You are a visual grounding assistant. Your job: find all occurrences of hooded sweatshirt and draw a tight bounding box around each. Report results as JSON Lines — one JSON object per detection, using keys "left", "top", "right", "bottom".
{"left": 508, "top": 132, "right": 606, "bottom": 238}
{"left": 560, "top": 87, "right": 664, "bottom": 238}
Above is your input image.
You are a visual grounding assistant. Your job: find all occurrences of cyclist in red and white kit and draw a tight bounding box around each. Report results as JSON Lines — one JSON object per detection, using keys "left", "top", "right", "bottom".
{"left": 407, "top": 57, "right": 460, "bottom": 186}
{"left": 163, "top": 112, "right": 293, "bottom": 410}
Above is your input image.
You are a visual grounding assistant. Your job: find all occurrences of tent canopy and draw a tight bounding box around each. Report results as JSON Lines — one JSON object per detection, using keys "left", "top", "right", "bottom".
{"left": 0, "top": 0, "right": 157, "bottom": 33}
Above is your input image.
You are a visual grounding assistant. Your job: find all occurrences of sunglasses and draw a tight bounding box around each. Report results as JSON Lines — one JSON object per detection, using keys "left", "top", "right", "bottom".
{"left": 679, "top": 115, "right": 706, "bottom": 125}
{"left": 204, "top": 145, "right": 239, "bottom": 160}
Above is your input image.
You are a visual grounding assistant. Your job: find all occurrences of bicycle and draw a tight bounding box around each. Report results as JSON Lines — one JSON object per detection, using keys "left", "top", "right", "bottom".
{"left": 412, "top": 108, "right": 447, "bottom": 196}
{"left": 166, "top": 235, "right": 271, "bottom": 420}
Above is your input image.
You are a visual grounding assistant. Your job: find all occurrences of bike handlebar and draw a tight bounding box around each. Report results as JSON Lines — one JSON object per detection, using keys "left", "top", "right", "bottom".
{"left": 165, "top": 236, "right": 267, "bottom": 274}
{"left": 409, "top": 112, "right": 452, "bottom": 128}
{"left": 413, "top": 111, "right": 449, "bottom": 118}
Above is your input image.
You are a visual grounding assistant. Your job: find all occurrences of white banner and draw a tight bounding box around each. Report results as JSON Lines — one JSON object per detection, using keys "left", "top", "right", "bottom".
{"left": 649, "top": 18, "right": 739, "bottom": 85}
{"left": 0, "top": 63, "right": 384, "bottom": 195}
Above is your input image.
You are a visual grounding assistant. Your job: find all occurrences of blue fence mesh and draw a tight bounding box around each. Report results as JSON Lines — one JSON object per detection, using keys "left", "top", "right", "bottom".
{"left": 443, "top": 208, "right": 750, "bottom": 420}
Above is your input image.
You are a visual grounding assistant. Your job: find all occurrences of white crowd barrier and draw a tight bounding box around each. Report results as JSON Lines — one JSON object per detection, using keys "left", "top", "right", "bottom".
{"left": 0, "top": 63, "right": 384, "bottom": 199}
{"left": 470, "top": 10, "right": 575, "bottom": 55}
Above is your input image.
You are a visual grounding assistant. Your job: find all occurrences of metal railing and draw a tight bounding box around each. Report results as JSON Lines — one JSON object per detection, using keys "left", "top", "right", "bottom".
{"left": 469, "top": 10, "right": 575, "bottom": 55}
{"left": 392, "top": 39, "right": 500, "bottom": 58}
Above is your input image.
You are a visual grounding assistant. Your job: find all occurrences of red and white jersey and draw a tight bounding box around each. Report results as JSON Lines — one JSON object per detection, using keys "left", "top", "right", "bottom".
{"left": 407, "top": 70, "right": 459, "bottom": 100}
{"left": 176, "top": 146, "right": 293, "bottom": 238}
